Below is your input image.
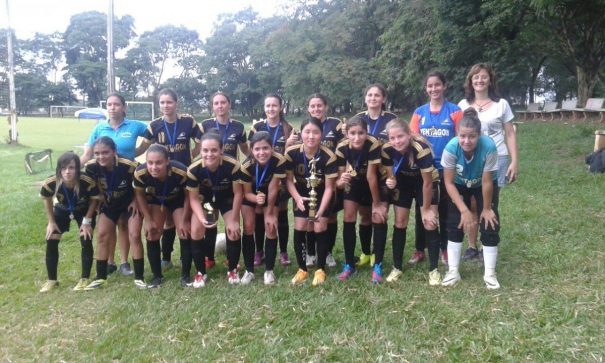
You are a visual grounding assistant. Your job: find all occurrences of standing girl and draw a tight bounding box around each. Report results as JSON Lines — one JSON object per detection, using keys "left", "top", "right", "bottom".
{"left": 133, "top": 145, "right": 190, "bottom": 288}
{"left": 334, "top": 116, "right": 383, "bottom": 281}
{"left": 187, "top": 132, "right": 243, "bottom": 286}
{"left": 285, "top": 118, "right": 338, "bottom": 286}
{"left": 440, "top": 108, "right": 501, "bottom": 289}
{"left": 240, "top": 131, "right": 287, "bottom": 285}
{"left": 39, "top": 152, "right": 100, "bottom": 292}
{"left": 382, "top": 119, "right": 443, "bottom": 285}
{"left": 84, "top": 137, "right": 145, "bottom": 289}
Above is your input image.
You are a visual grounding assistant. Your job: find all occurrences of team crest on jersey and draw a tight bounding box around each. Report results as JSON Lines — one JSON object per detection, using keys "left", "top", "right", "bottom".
{"left": 441, "top": 119, "right": 451, "bottom": 125}
{"left": 119, "top": 180, "right": 128, "bottom": 187}
{"left": 177, "top": 132, "right": 187, "bottom": 140}
{"left": 120, "top": 132, "right": 132, "bottom": 138}
{"left": 325, "top": 131, "right": 335, "bottom": 137}
{"left": 456, "top": 164, "right": 464, "bottom": 174}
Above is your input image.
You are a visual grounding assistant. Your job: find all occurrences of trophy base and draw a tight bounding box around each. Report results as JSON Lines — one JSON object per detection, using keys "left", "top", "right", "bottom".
{"left": 307, "top": 210, "right": 316, "bottom": 220}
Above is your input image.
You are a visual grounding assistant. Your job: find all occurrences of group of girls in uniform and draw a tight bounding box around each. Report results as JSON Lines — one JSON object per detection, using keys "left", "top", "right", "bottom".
{"left": 39, "top": 62, "right": 517, "bottom": 292}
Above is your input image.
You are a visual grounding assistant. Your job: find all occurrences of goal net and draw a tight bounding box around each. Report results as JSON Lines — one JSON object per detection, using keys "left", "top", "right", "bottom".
{"left": 49, "top": 105, "right": 87, "bottom": 118}
{"left": 99, "top": 101, "right": 155, "bottom": 121}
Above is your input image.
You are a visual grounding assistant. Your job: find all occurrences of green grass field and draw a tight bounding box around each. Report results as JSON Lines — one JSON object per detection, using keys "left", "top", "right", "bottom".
{"left": 0, "top": 117, "right": 604, "bottom": 362}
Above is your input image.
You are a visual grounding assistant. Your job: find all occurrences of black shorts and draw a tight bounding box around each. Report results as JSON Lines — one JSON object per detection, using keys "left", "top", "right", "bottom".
{"left": 293, "top": 190, "right": 327, "bottom": 219}
{"left": 343, "top": 178, "right": 372, "bottom": 207}
{"left": 202, "top": 197, "right": 234, "bottom": 217}
{"left": 148, "top": 195, "right": 185, "bottom": 213}
{"left": 391, "top": 178, "right": 439, "bottom": 209}
{"left": 329, "top": 190, "right": 344, "bottom": 215}
{"left": 100, "top": 203, "right": 131, "bottom": 225}
{"left": 53, "top": 207, "right": 96, "bottom": 234}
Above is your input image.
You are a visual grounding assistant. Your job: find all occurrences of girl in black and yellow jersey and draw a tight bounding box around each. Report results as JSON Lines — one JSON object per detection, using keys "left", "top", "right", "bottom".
{"left": 306, "top": 93, "right": 344, "bottom": 268}
{"left": 139, "top": 88, "right": 202, "bottom": 272}
{"left": 382, "top": 119, "right": 442, "bottom": 285}
{"left": 248, "top": 94, "right": 298, "bottom": 268}
{"left": 133, "top": 145, "right": 190, "bottom": 288}
{"left": 39, "top": 152, "right": 101, "bottom": 292}
{"left": 199, "top": 92, "right": 248, "bottom": 269}
{"left": 187, "top": 132, "right": 243, "bottom": 287}
{"left": 284, "top": 118, "right": 338, "bottom": 287}
{"left": 84, "top": 137, "right": 145, "bottom": 289}
{"left": 334, "top": 116, "right": 384, "bottom": 281}
{"left": 240, "top": 131, "right": 287, "bottom": 285}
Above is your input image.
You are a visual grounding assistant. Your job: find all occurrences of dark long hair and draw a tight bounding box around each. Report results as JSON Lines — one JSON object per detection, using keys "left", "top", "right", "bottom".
{"left": 55, "top": 151, "right": 81, "bottom": 195}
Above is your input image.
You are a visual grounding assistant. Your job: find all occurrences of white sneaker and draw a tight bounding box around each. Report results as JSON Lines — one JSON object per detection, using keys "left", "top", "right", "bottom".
{"left": 306, "top": 254, "right": 316, "bottom": 267}
{"left": 428, "top": 269, "right": 442, "bottom": 286}
{"left": 240, "top": 271, "right": 255, "bottom": 285}
{"left": 326, "top": 253, "right": 337, "bottom": 268}
{"left": 386, "top": 268, "right": 403, "bottom": 282}
{"left": 193, "top": 272, "right": 206, "bottom": 288}
{"left": 483, "top": 274, "right": 500, "bottom": 289}
{"left": 441, "top": 270, "right": 461, "bottom": 286}
{"left": 264, "top": 270, "right": 276, "bottom": 285}
{"left": 227, "top": 270, "right": 240, "bottom": 285}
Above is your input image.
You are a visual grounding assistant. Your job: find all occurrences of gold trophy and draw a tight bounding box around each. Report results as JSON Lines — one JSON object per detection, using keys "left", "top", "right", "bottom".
{"left": 203, "top": 202, "right": 219, "bottom": 225}
{"left": 306, "top": 157, "right": 321, "bottom": 220}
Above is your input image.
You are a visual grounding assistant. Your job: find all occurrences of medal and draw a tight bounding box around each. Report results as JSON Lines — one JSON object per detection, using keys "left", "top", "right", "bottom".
{"left": 69, "top": 213, "right": 74, "bottom": 220}
{"left": 467, "top": 180, "right": 472, "bottom": 188}
{"left": 349, "top": 167, "right": 357, "bottom": 177}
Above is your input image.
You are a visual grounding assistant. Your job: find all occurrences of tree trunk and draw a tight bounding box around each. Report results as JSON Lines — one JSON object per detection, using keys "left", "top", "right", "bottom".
{"left": 576, "top": 66, "right": 599, "bottom": 107}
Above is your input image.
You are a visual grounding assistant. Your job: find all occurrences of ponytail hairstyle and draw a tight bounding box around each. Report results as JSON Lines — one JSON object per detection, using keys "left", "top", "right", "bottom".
{"left": 306, "top": 93, "right": 328, "bottom": 108}
{"left": 265, "top": 93, "right": 293, "bottom": 138}
{"left": 458, "top": 108, "right": 482, "bottom": 134}
{"left": 364, "top": 83, "right": 387, "bottom": 111}
{"left": 249, "top": 130, "right": 273, "bottom": 150}
{"left": 106, "top": 93, "right": 127, "bottom": 118}
{"left": 300, "top": 117, "right": 323, "bottom": 133}
{"left": 463, "top": 63, "right": 500, "bottom": 103}
{"left": 55, "top": 151, "right": 81, "bottom": 196}
{"left": 146, "top": 144, "right": 170, "bottom": 161}
{"left": 385, "top": 118, "right": 431, "bottom": 168}
{"left": 201, "top": 129, "right": 224, "bottom": 149}
{"left": 344, "top": 115, "right": 368, "bottom": 134}
{"left": 158, "top": 88, "right": 178, "bottom": 103}
{"left": 211, "top": 91, "right": 231, "bottom": 105}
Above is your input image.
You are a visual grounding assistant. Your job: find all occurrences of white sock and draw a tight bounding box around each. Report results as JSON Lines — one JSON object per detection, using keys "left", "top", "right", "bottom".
{"left": 447, "top": 241, "right": 462, "bottom": 272}
{"left": 483, "top": 245, "right": 498, "bottom": 276}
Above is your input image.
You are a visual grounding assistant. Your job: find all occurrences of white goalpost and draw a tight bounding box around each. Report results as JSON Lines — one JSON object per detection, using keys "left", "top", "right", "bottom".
{"left": 49, "top": 105, "right": 87, "bottom": 118}
{"left": 99, "top": 100, "right": 155, "bottom": 121}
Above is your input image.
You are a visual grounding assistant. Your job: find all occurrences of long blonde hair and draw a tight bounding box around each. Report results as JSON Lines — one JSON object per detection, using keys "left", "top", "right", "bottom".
{"left": 385, "top": 118, "right": 432, "bottom": 167}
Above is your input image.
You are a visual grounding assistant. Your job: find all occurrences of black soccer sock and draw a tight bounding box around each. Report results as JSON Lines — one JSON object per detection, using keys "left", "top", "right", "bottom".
{"left": 426, "top": 229, "right": 441, "bottom": 271}
{"left": 242, "top": 234, "right": 255, "bottom": 273}
{"left": 359, "top": 224, "right": 372, "bottom": 255}
{"left": 294, "top": 230, "right": 307, "bottom": 271}
{"left": 316, "top": 231, "right": 329, "bottom": 270}
{"left": 179, "top": 238, "right": 192, "bottom": 278}
{"left": 160, "top": 227, "right": 176, "bottom": 262}
{"left": 205, "top": 227, "right": 217, "bottom": 261}
{"left": 278, "top": 210, "right": 289, "bottom": 253}
{"left": 438, "top": 201, "right": 449, "bottom": 251}
{"left": 146, "top": 240, "right": 162, "bottom": 279}
{"left": 45, "top": 239, "right": 60, "bottom": 280}
{"left": 96, "top": 259, "right": 108, "bottom": 280}
{"left": 306, "top": 231, "right": 316, "bottom": 256}
{"left": 414, "top": 206, "right": 426, "bottom": 252}
{"left": 79, "top": 236, "right": 93, "bottom": 279}
{"left": 265, "top": 237, "right": 278, "bottom": 271}
{"left": 191, "top": 239, "right": 206, "bottom": 275}
{"left": 255, "top": 213, "right": 265, "bottom": 253}
{"left": 343, "top": 222, "right": 357, "bottom": 266}
{"left": 373, "top": 223, "right": 387, "bottom": 265}
{"left": 327, "top": 222, "right": 337, "bottom": 253}
{"left": 392, "top": 227, "right": 407, "bottom": 270}
{"left": 133, "top": 258, "right": 145, "bottom": 280}
{"left": 226, "top": 237, "right": 241, "bottom": 271}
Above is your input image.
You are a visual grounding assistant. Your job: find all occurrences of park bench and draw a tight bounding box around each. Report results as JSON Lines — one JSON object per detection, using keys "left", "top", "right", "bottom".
{"left": 559, "top": 99, "right": 582, "bottom": 121}
{"left": 538, "top": 101, "right": 558, "bottom": 121}
{"left": 582, "top": 98, "right": 605, "bottom": 123}
{"left": 516, "top": 103, "right": 541, "bottom": 121}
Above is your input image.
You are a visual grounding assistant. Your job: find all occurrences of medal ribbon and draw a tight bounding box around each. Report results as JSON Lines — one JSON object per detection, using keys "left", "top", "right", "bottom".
{"left": 102, "top": 161, "right": 117, "bottom": 201}
{"left": 369, "top": 114, "right": 383, "bottom": 136}
{"left": 352, "top": 148, "right": 364, "bottom": 174}
{"left": 163, "top": 120, "right": 178, "bottom": 148}
{"left": 255, "top": 161, "right": 270, "bottom": 193}
{"left": 205, "top": 166, "right": 221, "bottom": 202}
{"left": 215, "top": 119, "right": 231, "bottom": 147}
{"left": 61, "top": 184, "right": 77, "bottom": 215}
{"left": 266, "top": 122, "right": 281, "bottom": 147}
{"left": 393, "top": 156, "right": 405, "bottom": 175}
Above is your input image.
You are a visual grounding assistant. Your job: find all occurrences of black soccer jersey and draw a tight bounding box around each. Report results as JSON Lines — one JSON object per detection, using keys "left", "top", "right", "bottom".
{"left": 319, "top": 117, "right": 344, "bottom": 152}
{"left": 133, "top": 160, "right": 188, "bottom": 205}
{"left": 335, "top": 135, "right": 382, "bottom": 179}
{"left": 248, "top": 120, "right": 294, "bottom": 155}
{"left": 143, "top": 115, "right": 202, "bottom": 165}
{"left": 239, "top": 152, "right": 286, "bottom": 195}
{"left": 355, "top": 111, "right": 398, "bottom": 143}
{"left": 40, "top": 174, "right": 101, "bottom": 213}
{"left": 186, "top": 155, "right": 241, "bottom": 203}
{"left": 284, "top": 144, "right": 338, "bottom": 196}
{"left": 381, "top": 139, "right": 439, "bottom": 181}
{"left": 200, "top": 118, "right": 247, "bottom": 159}
{"left": 85, "top": 157, "right": 137, "bottom": 208}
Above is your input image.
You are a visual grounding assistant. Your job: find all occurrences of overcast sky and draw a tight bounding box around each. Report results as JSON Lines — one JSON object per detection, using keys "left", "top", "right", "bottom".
{"left": 2, "top": 0, "right": 284, "bottom": 39}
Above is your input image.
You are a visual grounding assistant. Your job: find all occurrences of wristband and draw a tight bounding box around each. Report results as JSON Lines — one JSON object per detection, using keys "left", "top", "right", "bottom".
{"left": 82, "top": 217, "right": 92, "bottom": 225}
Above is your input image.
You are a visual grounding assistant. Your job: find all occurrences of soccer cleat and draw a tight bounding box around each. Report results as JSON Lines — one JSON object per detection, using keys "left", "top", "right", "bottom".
{"left": 326, "top": 253, "right": 337, "bottom": 268}
{"left": 429, "top": 269, "right": 442, "bottom": 286}
{"left": 280, "top": 252, "right": 291, "bottom": 266}
{"left": 483, "top": 274, "right": 500, "bottom": 290}
{"left": 441, "top": 270, "right": 461, "bottom": 286}
{"left": 312, "top": 269, "right": 326, "bottom": 287}
{"left": 227, "top": 270, "right": 240, "bottom": 285}
{"left": 107, "top": 263, "right": 117, "bottom": 275}
{"left": 147, "top": 276, "right": 164, "bottom": 289}
{"left": 72, "top": 278, "right": 89, "bottom": 291}
{"left": 40, "top": 280, "right": 59, "bottom": 293}
{"left": 386, "top": 268, "right": 403, "bottom": 283}
{"left": 440, "top": 250, "right": 449, "bottom": 266}
{"left": 462, "top": 247, "right": 479, "bottom": 262}
{"left": 408, "top": 251, "right": 425, "bottom": 265}
{"left": 254, "top": 251, "right": 264, "bottom": 267}
{"left": 193, "top": 272, "right": 207, "bottom": 288}
{"left": 161, "top": 260, "right": 174, "bottom": 272}
{"left": 84, "top": 279, "right": 107, "bottom": 290}
{"left": 357, "top": 253, "right": 371, "bottom": 267}
{"left": 134, "top": 279, "right": 148, "bottom": 289}
{"left": 370, "top": 254, "right": 376, "bottom": 267}
{"left": 290, "top": 269, "right": 309, "bottom": 286}
{"left": 338, "top": 264, "right": 356, "bottom": 281}
{"left": 264, "top": 270, "right": 276, "bottom": 285}
{"left": 371, "top": 263, "right": 383, "bottom": 284}
{"left": 205, "top": 257, "right": 216, "bottom": 270}
{"left": 241, "top": 271, "right": 255, "bottom": 285}
{"left": 119, "top": 262, "right": 134, "bottom": 276}
{"left": 305, "top": 255, "right": 316, "bottom": 267}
